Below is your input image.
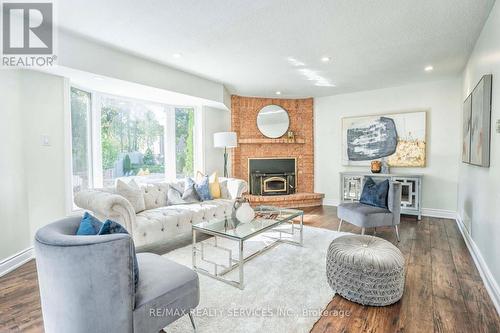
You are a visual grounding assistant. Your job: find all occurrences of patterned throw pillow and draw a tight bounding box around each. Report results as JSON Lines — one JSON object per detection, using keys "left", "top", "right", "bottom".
{"left": 193, "top": 175, "right": 213, "bottom": 201}
{"left": 197, "top": 171, "right": 221, "bottom": 198}
{"left": 98, "top": 220, "right": 139, "bottom": 289}
{"left": 116, "top": 179, "right": 146, "bottom": 213}
{"left": 182, "top": 177, "right": 201, "bottom": 202}
{"left": 359, "top": 177, "right": 390, "bottom": 209}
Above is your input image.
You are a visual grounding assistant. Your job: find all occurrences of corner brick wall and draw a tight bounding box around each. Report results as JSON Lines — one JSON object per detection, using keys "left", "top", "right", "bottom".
{"left": 231, "top": 95, "right": 314, "bottom": 193}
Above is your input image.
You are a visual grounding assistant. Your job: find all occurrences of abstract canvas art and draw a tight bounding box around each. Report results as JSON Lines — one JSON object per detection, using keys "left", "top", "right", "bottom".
{"left": 342, "top": 111, "right": 426, "bottom": 167}
{"left": 462, "top": 95, "right": 472, "bottom": 163}
{"left": 469, "top": 74, "right": 492, "bottom": 167}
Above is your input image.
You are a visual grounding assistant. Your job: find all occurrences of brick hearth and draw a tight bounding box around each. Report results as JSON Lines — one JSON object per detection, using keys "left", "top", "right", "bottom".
{"left": 231, "top": 95, "right": 323, "bottom": 208}
{"left": 244, "top": 193, "right": 325, "bottom": 208}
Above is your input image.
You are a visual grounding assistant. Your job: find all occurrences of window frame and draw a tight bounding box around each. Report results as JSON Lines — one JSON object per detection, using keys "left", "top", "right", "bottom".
{"left": 66, "top": 85, "right": 203, "bottom": 213}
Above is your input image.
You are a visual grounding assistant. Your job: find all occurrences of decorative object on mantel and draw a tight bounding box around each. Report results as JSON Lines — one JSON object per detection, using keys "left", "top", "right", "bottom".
{"left": 462, "top": 74, "right": 492, "bottom": 167}
{"left": 370, "top": 160, "right": 382, "bottom": 173}
{"left": 257, "top": 104, "right": 290, "bottom": 138}
{"left": 340, "top": 172, "right": 423, "bottom": 220}
{"left": 214, "top": 132, "right": 237, "bottom": 177}
{"left": 287, "top": 130, "right": 295, "bottom": 141}
{"left": 232, "top": 197, "right": 255, "bottom": 223}
{"left": 342, "top": 111, "right": 427, "bottom": 167}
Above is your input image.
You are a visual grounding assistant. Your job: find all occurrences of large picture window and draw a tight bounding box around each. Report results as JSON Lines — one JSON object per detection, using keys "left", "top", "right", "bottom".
{"left": 70, "top": 87, "right": 92, "bottom": 197}
{"left": 69, "top": 88, "right": 200, "bottom": 204}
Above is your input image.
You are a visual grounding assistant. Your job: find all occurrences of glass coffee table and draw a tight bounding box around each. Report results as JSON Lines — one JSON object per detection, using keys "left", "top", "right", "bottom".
{"left": 192, "top": 206, "right": 304, "bottom": 289}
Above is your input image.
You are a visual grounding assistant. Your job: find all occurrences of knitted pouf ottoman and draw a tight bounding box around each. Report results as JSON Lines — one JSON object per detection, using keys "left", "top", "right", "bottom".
{"left": 326, "top": 235, "right": 405, "bottom": 306}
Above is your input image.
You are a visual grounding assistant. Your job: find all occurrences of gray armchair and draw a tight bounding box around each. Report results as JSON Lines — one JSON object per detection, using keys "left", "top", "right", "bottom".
{"left": 34, "top": 216, "right": 199, "bottom": 333}
{"left": 337, "top": 180, "right": 402, "bottom": 241}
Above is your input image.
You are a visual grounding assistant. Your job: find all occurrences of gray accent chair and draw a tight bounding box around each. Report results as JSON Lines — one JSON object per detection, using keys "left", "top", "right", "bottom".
{"left": 337, "top": 180, "right": 402, "bottom": 241}
{"left": 34, "top": 216, "right": 199, "bottom": 333}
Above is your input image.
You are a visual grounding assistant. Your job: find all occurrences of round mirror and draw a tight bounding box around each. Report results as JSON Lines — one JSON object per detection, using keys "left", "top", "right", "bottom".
{"left": 257, "top": 105, "right": 290, "bottom": 138}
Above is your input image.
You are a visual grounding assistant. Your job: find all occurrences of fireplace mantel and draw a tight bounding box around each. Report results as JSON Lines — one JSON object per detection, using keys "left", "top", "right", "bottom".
{"left": 238, "top": 138, "right": 306, "bottom": 144}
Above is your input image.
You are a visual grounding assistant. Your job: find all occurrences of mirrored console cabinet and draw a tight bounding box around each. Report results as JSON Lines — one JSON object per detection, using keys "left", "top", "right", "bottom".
{"left": 340, "top": 172, "right": 423, "bottom": 220}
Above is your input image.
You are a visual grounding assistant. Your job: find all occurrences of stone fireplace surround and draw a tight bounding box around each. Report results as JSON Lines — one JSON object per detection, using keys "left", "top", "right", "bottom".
{"left": 231, "top": 95, "right": 324, "bottom": 208}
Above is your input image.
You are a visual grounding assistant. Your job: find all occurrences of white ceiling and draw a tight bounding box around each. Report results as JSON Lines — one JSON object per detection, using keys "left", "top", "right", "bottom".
{"left": 56, "top": 0, "right": 495, "bottom": 98}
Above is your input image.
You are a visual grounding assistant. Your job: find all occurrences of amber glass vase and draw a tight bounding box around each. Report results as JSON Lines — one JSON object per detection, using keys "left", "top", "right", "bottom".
{"left": 371, "top": 160, "right": 382, "bottom": 173}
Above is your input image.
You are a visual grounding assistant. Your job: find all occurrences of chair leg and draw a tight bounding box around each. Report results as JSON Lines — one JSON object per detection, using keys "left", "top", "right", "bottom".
{"left": 394, "top": 225, "right": 400, "bottom": 242}
{"left": 361, "top": 227, "right": 365, "bottom": 235}
{"left": 188, "top": 311, "right": 196, "bottom": 332}
{"left": 338, "top": 219, "right": 343, "bottom": 232}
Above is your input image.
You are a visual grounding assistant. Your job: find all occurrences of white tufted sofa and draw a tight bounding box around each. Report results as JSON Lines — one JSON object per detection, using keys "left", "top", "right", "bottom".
{"left": 74, "top": 177, "right": 247, "bottom": 249}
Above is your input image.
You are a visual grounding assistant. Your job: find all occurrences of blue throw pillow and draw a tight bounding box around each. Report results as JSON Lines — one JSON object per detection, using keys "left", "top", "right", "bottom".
{"left": 359, "top": 177, "right": 389, "bottom": 209}
{"left": 98, "top": 220, "right": 140, "bottom": 289}
{"left": 76, "top": 212, "right": 104, "bottom": 235}
{"left": 76, "top": 213, "right": 139, "bottom": 289}
{"left": 193, "top": 176, "right": 212, "bottom": 201}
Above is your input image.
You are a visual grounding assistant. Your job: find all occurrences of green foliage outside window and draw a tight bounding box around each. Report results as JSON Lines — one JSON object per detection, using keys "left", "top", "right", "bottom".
{"left": 175, "top": 108, "right": 195, "bottom": 177}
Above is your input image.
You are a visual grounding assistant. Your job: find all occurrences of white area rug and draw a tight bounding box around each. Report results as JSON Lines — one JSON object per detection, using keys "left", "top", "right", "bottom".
{"left": 163, "top": 226, "right": 345, "bottom": 333}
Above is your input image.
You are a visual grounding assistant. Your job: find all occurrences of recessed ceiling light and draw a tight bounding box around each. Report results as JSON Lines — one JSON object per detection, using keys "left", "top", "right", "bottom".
{"left": 321, "top": 56, "right": 331, "bottom": 62}
{"left": 172, "top": 53, "right": 182, "bottom": 58}
{"left": 275, "top": 91, "right": 282, "bottom": 95}
{"left": 425, "top": 65, "right": 434, "bottom": 72}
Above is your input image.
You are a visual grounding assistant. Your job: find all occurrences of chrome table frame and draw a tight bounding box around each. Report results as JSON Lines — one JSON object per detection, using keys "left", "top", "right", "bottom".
{"left": 191, "top": 211, "right": 304, "bottom": 290}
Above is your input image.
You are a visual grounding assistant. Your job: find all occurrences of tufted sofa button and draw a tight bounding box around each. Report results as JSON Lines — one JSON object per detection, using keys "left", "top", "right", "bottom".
{"left": 176, "top": 223, "right": 179, "bottom": 227}
{"left": 161, "top": 228, "right": 164, "bottom": 232}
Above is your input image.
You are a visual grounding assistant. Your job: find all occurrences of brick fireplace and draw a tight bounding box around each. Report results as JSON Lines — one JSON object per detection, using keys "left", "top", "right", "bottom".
{"left": 231, "top": 95, "right": 323, "bottom": 208}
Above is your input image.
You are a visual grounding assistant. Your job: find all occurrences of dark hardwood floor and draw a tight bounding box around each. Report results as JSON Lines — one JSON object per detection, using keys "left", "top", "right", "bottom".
{"left": 0, "top": 206, "right": 499, "bottom": 332}
{"left": 307, "top": 206, "right": 500, "bottom": 333}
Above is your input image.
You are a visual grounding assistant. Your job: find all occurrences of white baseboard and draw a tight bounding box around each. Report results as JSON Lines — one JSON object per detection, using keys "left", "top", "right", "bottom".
{"left": 420, "top": 208, "right": 457, "bottom": 219}
{"left": 322, "top": 199, "right": 340, "bottom": 206}
{"left": 0, "top": 247, "right": 34, "bottom": 278}
{"left": 456, "top": 215, "right": 500, "bottom": 315}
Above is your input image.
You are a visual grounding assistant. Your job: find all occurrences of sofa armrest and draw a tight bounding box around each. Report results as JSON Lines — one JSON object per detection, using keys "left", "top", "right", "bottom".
{"left": 74, "top": 190, "right": 137, "bottom": 234}
{"left": 219, "top": 177, "right": 248, "bottom": 200}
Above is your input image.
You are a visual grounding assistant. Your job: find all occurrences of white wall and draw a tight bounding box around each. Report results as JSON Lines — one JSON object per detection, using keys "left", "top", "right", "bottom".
{"left": 0, "top": 71, "right": 31, "bottom": 260}
{"left": 19, "top": 71, "right": 67, "bottom": 239}
{"left": 315, "top": 78, "right": 462, "bottom": 212}
{"left": 458, "top": 0, "right": 500, "bottom": 299}
{"left": 202, "top": 106, "right": 231, "bottom": 176}
{"left": 58, "top": 32, "right": 229, "bottom": 109}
